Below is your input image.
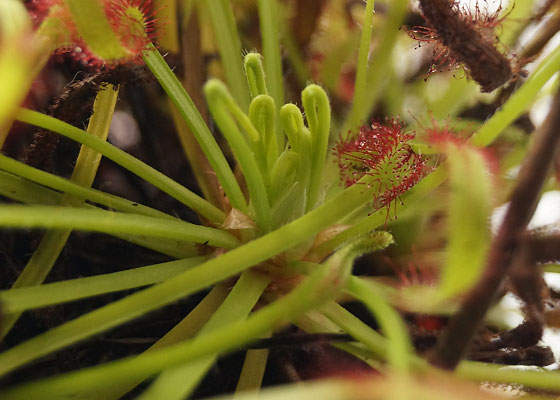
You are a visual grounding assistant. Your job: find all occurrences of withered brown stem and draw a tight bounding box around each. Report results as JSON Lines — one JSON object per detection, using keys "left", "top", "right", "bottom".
{"left": 520, "top": 8, "right": 560, "bottom": 62}
{"left": 488, "top": 245, "right": 547, "bottom": 350}
{"left": 418, "top": 0, "right": 512, "bottom": 92}
{"left": 525, "top": 234, "right": 560, "bottom": 264}
{"left": 428, "top": 89, "right": 560, "bottom": 370}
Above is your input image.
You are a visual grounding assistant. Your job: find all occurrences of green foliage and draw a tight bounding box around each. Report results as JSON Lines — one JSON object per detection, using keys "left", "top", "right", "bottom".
{"left": 439, "top": 144, "right": 493, "bottom": 298}
{"left": 1, "top": 0, "right": 559, "bottom": 399}
{"left": 63, "top": 0, "right": 128, "bottom": 60}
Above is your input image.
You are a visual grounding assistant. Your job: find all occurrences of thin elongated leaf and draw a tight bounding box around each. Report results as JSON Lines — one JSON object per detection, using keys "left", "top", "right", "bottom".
{"left": 439, "top": 144, "right": 493, "bottom": 297}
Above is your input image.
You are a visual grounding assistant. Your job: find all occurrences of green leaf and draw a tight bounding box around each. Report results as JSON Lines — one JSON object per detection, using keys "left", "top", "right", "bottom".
{"left": 0, "top": 257, "right": 209, "bottom": 313}
{"left": 439, "top": 144, "right": 493, "bottom": 298}
{"left": 301, "top": 85, "right": 331, "bottom": 211}
{"left": 0, "top": 0, "right": 34, "bottom": 145}
{"left": 0, "top": 260, "right": 349, "bottom": 399}
{"left": 249, "top": 94, "right": 278, "bottom": 172}
{"left": 63, "top": 0, "right": 128, "bottom": 60}
{"left": 16, "top": 108, "right": 226, "bottom": 224}
{"left": 138, "top": 270, "right": 270, "bottom": 400}
{"left": 205, "top": 0, "right": 250, "bottom": 110}
{"left": 205, "top": 80, "right": 272, "bottom": 231}
{"left": 0, "top": 205, "right": 239, "bottom": 249}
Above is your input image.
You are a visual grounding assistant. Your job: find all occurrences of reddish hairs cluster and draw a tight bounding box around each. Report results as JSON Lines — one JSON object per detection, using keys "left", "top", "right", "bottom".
{"left": 25, "top": 0, "right": 58, "bottom": 28}
{"left": 334, "top": 118, "right": 427, "bottom": 215}
{"left": 103, "top": 0, "right": 158, "bottom": 57}
{"left": 26, "top": 0, "right": 157, "bottom": 70}
{"left": 421, "top": 116, "right": 469, "bottom": 147}
{"left": 423, "top": 117, "right": 499, "bottom": 175}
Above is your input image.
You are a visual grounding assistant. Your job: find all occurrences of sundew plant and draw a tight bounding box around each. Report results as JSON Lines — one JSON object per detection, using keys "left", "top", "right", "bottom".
{"left": 1, "top": 0, "right": 560, "bottom": 398}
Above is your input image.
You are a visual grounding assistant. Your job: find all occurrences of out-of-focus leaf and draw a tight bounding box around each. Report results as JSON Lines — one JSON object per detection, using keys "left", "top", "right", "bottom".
{"left": 63, "top": 0, "right": 128, "bottom": 60}
{"left": 439, "top": 143, "right": 493, "bottom": 298}
{"left": 0, "top": 0, "right": 33, "bottom": 144}
{"left": 205, "top": 373, "right": 509, "bottom": 400}
{"left": 398, "top": 142, "right": 494, "bottom": 311}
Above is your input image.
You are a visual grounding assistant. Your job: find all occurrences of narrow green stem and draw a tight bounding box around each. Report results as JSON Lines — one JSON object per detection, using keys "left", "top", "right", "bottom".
{"left": 168, "top": 7, "right": 225, "bottom": 209}
{"left": 114, "top": 233, "right": 199, "bottom": 259}
{"left": 471, "top": 42, "right": 560, "bottom": 147}
{"left": 319, "top": 301, "right": 386, "bottom": 359}
{"left": 63, "top": 85, "right": 117, "bottom": 191}
{"left": 345, "top": 0, "right": 375, "bottom": 133}
{"left": 457, "top": 361, "right": 560, "bottom": 392}
{"left": 256, "top": 0, "right": 284, "bottom": 107}
{"left": 205, "top": 0, "right": 251, "bottom": 111}
{"left": 169, "top": 101, "right": 225, "bottom": 210}
{"left": 0, "top": 257, "right": 208, "bottom": 313}
{"left": 315, "top": 292, "right": 560, "bottom": 393}
{"left": 235, "top": 346, "right": 269, "bottom": 394}
{"left": 347, "top": 277, "right": 412, "bottom": 371}
{"left": 0, "top": 174, "right": 373, "bottom": 377}
{"left": 0, "top": 86, "right": 119, "bottom": 342}
{"left": 0, "top": 262, "right": 345, "bottom": 399}
{"left": 0, "top": 166, "right": 60, "bottom": 205}
{"left": 308, "top": 297, "right": 560, "bottom": 393}
{"left": 15, "top": 108, "right": 225, "bottom": 223}
{"left": 0, "top": 154, "right": 171, "bottom": 220}
{"left": 139, "top": 270, "right": 270, "bottom": 400}
{"left": 101, "top": 284, "right": 231, "bottom": 400}
{"left": 257, "top": 0, "right": 284, "bottom": 152}
{"left": 0, "top": 170, "right": 198, "bottom": 258}
{"left": 142, "top": 44, "right": 247, "bottom": 216}
{"left": 345, "top": 0, "right": 407, "bottom": 132}
{"left": 542, "top": 263, "right": 560, "bottom": 273}
{"left": 0, "top": 205, "right": 239, "bottom": 248}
